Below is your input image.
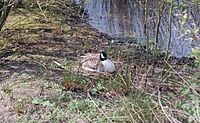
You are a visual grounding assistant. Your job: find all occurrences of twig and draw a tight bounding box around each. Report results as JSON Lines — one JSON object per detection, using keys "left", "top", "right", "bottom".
{"left": 36, "top": 0, "right": 47, "bottom": 19}
{"left": 0, "top": 0, "right": 15, "bottom": 30}
{"left": 165, "top": 60, "right": 200, "bottom": 97}
{"left": 166, "top": 0, "right": 173, "bottom": 58}
{"left": 158, "top": 91, "right": 182, "bottom": 123}
{"left": 117, "top": 95, "right": 138, "bottom": 123}
{"left": 53, "top": 61, "right": 66, "bottom": 69}
{"left": 88, "top": 93, "right": 113, "bottom": 123}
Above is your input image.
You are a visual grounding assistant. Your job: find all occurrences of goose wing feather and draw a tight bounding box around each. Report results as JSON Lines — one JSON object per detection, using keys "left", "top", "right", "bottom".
{"left": 80, "top": 53, "right": 101, "bottom": 71}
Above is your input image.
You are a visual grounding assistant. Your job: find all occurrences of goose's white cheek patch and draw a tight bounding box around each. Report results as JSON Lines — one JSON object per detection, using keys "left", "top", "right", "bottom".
{"left": 101, "top": 53, "right": 105, "bottom": 59}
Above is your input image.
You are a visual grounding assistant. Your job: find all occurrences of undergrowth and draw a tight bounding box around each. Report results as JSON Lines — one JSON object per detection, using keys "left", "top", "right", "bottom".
{"left": 61, "top": 48, "right": 200, "bottom": 123}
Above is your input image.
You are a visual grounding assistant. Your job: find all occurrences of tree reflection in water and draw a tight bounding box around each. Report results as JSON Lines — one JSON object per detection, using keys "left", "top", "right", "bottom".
{"left": 75, "top": 0, "right": 200, "bottom": 57}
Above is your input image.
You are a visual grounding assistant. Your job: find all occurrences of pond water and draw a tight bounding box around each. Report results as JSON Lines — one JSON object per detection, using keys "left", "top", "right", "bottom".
{"left": 74, "top": 0, "right": 200, "bottom": 57}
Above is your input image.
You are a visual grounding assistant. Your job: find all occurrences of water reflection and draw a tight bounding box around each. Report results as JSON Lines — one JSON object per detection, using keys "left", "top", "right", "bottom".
{"left": 75, "top": 0, "right": 200, "bottom": 57}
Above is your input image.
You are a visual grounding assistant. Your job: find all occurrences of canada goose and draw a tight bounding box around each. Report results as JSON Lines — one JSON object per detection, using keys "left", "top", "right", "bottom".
{"left": 81, "top": 51, "right": 115, "bottom": 73}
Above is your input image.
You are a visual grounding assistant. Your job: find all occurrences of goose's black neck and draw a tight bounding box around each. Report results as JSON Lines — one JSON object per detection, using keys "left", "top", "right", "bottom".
{"left": 100, "top": 51, "right": 107, "bottom": 61}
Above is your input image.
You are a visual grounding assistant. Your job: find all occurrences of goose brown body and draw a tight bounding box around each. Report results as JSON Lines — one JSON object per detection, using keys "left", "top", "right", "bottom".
{"left": 81, "top": 53, "right": 101, "bottom": 71}
{"left": 80, "top": 52, "right": 115, "bottom": 73}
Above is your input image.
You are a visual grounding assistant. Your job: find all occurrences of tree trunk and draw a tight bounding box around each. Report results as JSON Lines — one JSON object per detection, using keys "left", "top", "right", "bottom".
{"left": 0, "top": 0, "right": 4, "bottom": 17}
{"left": 0, "top": 0, "right": 12, "bottom": 31}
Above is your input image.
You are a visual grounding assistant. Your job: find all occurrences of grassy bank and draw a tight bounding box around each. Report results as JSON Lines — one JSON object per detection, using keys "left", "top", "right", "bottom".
{"left": 0, "top": 0, "right": 199, "bottom": 122}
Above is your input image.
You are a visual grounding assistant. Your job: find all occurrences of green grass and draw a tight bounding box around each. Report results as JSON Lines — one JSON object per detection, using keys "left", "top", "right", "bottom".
{"left": 0, "top": 60, "right": 199, "bottom": 122}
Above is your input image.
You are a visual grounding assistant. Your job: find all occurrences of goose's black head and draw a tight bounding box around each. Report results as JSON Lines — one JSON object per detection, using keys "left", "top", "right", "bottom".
{"left": 100, "top": 51, "right": 108, "bottom": 61}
